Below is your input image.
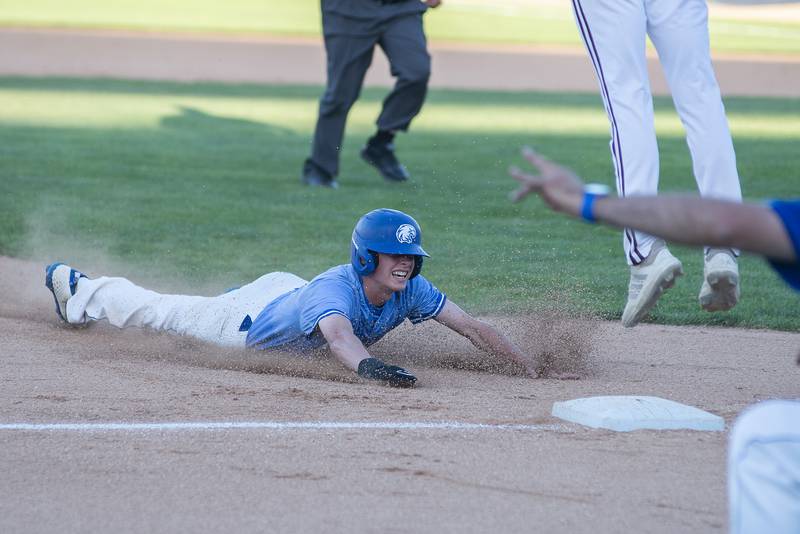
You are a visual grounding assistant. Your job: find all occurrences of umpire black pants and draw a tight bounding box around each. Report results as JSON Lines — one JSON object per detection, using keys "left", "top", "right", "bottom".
{"left": 309, "top": 12, "right": 431, "bottom": 178}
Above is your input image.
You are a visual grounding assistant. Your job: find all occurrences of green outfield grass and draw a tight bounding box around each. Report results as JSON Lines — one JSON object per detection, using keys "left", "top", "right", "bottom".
{"left": 1, "top": 0, "right": 800, "bottom": 55}
{"left": 1, "top": 77, "right": 799, "bottom": 329}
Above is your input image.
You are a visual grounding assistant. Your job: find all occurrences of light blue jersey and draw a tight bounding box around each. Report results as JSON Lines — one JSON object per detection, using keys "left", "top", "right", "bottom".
{"left": 246, "top": 264, "right": 446, "bottom": 351}
{"left": 769, "top": 200, "right": 800, "bottom": 291}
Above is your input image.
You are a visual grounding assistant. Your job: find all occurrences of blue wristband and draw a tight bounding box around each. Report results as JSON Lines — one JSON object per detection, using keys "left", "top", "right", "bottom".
{"left": 581, "top": 192, "right": 601, "bottom": 223}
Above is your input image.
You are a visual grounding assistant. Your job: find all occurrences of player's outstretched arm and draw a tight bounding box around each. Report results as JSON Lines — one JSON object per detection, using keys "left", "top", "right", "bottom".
{"left": 318, "top": 314, "right": 372, "bottom": 371}
{"left": 434, "top": 300, "right": 569, "bottom": 379}
{"left": 317, "top": 314, "right": 416, "bottom": 387}
{"left": 509, "top": 147, "right": 796, "bottom": 262}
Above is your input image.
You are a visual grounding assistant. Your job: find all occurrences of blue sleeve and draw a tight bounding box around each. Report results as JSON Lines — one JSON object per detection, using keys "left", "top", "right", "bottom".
{"left": 298, "top": 278, "right": 355, "bottom": 335}
{"left": 768, "top": 200, "right": 800, "bottom": 292}
{"left": 406, "top": 275, "right": 447, "bottom": 324}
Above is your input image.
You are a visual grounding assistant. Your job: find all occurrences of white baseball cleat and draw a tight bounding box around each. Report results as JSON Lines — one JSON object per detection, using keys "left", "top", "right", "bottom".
{"left": 699, "top": 248, "right": 740, "bottom": 312}
{"left": 621, "top": 240, "right": 683, "bottom": 328}
{"left": 45, "top": 262, "right": 86, "bottom": 325}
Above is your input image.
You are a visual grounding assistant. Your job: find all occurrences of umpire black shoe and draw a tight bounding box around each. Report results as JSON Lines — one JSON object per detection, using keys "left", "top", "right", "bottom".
{"left": 360, "top": 142, "right": 410, "bottom": 182}
{"left": 301, "top": 159, "right": 338, "bottom": 189}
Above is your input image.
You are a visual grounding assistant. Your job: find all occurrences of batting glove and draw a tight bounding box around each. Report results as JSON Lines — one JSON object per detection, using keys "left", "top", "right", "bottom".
{"left": 357, "top": 357, "right": 417, "bottom": 388}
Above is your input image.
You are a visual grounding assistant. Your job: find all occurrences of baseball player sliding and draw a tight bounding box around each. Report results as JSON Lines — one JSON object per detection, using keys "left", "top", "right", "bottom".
{"left": 46, "top": 209, "right": 571, "bottom": 386}
{"left": 570, "top": 0, "right": 743, "bottom": 327}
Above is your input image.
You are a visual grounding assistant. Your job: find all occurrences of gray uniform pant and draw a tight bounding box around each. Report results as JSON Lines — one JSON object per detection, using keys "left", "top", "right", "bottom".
{"left": 309, "top": 12, "right": 431, "bottom": 177}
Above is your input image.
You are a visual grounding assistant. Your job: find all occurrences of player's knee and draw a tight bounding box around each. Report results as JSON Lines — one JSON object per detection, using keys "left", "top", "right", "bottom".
{"left": 398, "top": 58, "right": 431, "bottom": 86}
{"left": 319, "top": 92, "right": 359, "bottom": 117}
{"left": 404, "top": 67, "right": 430, "bottom": 86}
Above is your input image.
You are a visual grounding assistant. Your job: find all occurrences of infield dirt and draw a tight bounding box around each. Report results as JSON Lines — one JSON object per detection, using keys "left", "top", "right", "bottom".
{"left": 2, "top": 255, "right": 799, "bottom": 533}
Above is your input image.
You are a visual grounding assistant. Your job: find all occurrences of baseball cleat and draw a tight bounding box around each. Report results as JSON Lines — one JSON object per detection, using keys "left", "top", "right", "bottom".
{"left": 621, "top": 240, "right": 683, "bottom": 328}
{"left": 699, "top": 248, "right": 740, "bottom": 312}
{"left": 301, "top": 159, "right": 339, "bottom": 189}
{"left": 45, "top": 262, "right": 86, "bottom": 324}
{"left": 360, "top": 142, "right": 410, "bottom": 182}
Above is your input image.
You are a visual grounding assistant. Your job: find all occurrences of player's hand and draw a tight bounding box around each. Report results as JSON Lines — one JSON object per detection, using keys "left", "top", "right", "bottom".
{"left": 357, "top": 357, "right": 417, "bottom": 388}
{"left": 425, "top": 0, "right": 442, "bottom": 8}
{"left": 509, "top": 147, "right": 586, "bottom": 217}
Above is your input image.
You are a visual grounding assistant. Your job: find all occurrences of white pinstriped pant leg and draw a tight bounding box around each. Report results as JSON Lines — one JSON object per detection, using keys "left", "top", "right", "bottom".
{"left": 571, "top": 0, "right": 660, "bottom": 265}
{"left": 647, "top": 0, "right": 742, "bottom": 207}
{"left": 66, "top": 272, "right": 307, "bottom": 347}
{"left": 728, "top": 400, "right": 800, "bottom": 534}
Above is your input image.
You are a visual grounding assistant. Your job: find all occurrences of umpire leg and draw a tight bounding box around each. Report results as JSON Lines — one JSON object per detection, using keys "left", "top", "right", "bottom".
{"left": 309, "top": 25, "right": 378, "bottom": 178}
{"left": 376, "top": 13, "right": 431, "bottom": 133}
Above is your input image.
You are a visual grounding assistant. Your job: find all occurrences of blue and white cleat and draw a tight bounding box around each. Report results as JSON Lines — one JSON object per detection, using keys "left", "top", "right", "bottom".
{"left": 45, "top": 262, "right": 86, "bottom": 324}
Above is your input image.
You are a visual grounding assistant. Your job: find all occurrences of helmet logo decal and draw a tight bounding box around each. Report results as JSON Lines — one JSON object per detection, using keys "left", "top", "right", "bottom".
{"left": 396, "top": 224, "right": 417, "bottom": 244}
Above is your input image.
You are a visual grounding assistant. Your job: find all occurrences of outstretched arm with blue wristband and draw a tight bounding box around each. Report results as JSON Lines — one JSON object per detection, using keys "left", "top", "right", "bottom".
{"left": 508, "top": 147, "right": 795, "bottom": 262}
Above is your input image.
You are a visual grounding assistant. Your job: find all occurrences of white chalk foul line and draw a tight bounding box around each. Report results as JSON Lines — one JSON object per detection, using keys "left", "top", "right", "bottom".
{"left": 0, "top": 421, "right": 563, "bottom": 432}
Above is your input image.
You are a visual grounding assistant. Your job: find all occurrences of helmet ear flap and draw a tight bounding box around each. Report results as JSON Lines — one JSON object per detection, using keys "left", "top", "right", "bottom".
{"left": 351, "top": 237, "right": 379, "bottom": 276}
{"left": 360, "top": 251, "right": 379, "bottom": 274}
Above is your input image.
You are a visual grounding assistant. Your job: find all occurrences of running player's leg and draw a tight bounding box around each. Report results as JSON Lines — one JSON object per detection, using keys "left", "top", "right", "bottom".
{"left": 376, "top": 13, "right": 431, "bottom": 134}
{"left": 571, "top": 0, "right": 659, "bottom": 265}
{"left": 647, "top": 0, "right": 742, "bottom": 204}
{"left": 648, "top": 0, "right": 742, "bottom": 310}
{"left": 308, "top": 13, "right": 379, "bottom": 178}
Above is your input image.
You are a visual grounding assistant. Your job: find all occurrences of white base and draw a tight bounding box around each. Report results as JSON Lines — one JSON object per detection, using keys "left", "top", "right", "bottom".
{"left": 552, "top": 396, "right": 725, "bottom": 432}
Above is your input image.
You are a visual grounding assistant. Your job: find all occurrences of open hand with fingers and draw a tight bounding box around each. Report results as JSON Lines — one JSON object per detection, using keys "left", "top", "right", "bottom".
{"left": 508, "top": 147, "right": 587, "bottom": 217}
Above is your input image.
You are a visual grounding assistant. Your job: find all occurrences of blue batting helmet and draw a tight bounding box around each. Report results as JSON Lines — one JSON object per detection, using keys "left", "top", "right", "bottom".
{"left": 350, "top": 209, "right": 429, "bottom": 279}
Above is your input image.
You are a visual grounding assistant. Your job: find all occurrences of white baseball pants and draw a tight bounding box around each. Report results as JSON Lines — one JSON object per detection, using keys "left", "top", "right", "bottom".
{"left": 728, "top": 400, "right": 800, "bottom": 534}
{"left": 571, "top": 0, "right": 742, "bottom": 265}
{"left": 65, "top": 272, "right": 307, "bottom": 347}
